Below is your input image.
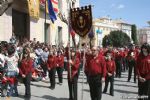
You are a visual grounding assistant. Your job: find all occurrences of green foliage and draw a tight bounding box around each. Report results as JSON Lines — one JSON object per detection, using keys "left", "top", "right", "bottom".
{"left": 102, "top": 30, "right": 131, "bottom": 47}
{"left": 131, "top": 24, "right": 138, "bottom": 44}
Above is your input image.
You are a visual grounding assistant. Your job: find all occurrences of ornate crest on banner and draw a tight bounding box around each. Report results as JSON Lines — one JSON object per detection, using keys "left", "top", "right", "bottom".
{"left": 70, "top": 5, "right": 92, "bottom": 37}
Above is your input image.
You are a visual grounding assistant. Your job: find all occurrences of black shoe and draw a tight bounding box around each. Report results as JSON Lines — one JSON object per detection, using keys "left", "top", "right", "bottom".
{"left": 103, "top": 91, "right": 107, "bottom": 93}
{"left": 24, "top": 95, "right": 31, "bottom": 99}
{"left": 110, "top": 93, "right": 114, "bottom": 96}
{"left": 69, "top": 98, "right": 73, "bottom": 100}
{"left": 127, "top": 80, "right": 130, "bottom": 82}
{"left": 49, "top": 86, "right": 55, "bottom": 90}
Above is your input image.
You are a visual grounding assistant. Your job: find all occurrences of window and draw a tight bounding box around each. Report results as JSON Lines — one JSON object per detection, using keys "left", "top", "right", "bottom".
{"left": 58, "top": 26, "right": 62, "bottom": 46}
{"left": 58, "top": 0, "right": 62, "bottom": 12}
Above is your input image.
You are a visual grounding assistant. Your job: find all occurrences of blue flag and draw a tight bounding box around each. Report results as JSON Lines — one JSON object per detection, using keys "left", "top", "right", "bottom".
{"left": 47, "top": 0, "right": 57, "bottom": 23}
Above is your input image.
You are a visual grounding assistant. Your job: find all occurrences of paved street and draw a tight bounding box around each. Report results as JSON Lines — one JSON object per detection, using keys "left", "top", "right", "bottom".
{"left": 1, "top": 71, "right": 138, "bottom": 100}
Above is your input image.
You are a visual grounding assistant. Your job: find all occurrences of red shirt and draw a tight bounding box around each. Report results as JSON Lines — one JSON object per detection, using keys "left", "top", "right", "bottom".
{"left": 105, "top": 60, "right": 116, "bottom": 74}
{"left": 85, "top": 54, "right": 93, "bottom": 73}
{"left": 47, "top": 55, "right": 57, "bottom": 69}
{"left": 67, "top": 57, "right": 80, "bottom": 80}
{"left": 56, "top": 55, "right": 64, "bottom": 67}
{"left": 88, "top": 55, "right": 106, "bottom": 77}
{"left": 19, "top": 58, "right": 33, "bottom": 76}
{"left": 136, "top": 54, "right": 150, "bottom": 80}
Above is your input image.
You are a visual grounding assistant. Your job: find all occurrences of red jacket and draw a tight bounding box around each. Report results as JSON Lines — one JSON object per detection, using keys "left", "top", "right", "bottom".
{"left": 136, "top": 54, "right": 150, "bottom": 80}
{"left": 47, "top": 55, "right": 57, "bottom": 70}
{"left": 56, "top": 55, "right": 64, "bottom": 67}
{"left": 105, "top": 60, "right": 116, "bottom": 74}
{"left": 85, "top": 54, "right": 93, "bottom": 74}
{"left": 88, "top": 54, "right": 106, "bottom": 77}
{"left": 67, "top": 57, "right": 80, "bottom": 80}
{"left": 19, "top": 58, "right": 33, "bottom": 76}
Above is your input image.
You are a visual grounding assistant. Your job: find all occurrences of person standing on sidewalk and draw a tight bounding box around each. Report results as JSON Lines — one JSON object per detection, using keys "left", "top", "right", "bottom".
{"left": 136, "top": 43, "right": 150, "bottom": 100}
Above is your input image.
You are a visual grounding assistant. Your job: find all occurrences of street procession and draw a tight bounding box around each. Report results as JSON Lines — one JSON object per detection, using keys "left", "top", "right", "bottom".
{"left": 0, "top": 0, "right": 150, "bottom": 100}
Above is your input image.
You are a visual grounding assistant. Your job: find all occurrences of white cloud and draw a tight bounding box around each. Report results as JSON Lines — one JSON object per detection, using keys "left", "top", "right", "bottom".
{"left": 117, "top": 4, "right": 125, "bottom": 9}
{"left": 110, "top": 3, "right": 116, "bottom": 8}
{"left": 110, "top": 4, "right": 125, "bottom": 9}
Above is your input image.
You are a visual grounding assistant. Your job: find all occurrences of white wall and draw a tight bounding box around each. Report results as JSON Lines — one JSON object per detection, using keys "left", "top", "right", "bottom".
{"left": 0, "top": 7, "right": 12, "bottom": 42}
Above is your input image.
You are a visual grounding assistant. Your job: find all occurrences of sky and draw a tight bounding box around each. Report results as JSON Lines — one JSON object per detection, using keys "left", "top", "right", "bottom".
{"left": 80, "top": 0, "right": 150, "bottom": 28}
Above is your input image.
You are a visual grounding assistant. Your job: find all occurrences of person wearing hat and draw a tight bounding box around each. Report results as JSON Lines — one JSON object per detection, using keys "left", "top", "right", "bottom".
{"left": 136, "top": 43, "right": 150, "bottom": 100}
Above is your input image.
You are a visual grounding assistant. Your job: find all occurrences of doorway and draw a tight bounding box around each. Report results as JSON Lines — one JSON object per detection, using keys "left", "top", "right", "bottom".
{"left": 12, "top": 9, "right": 30, "bottom": 42}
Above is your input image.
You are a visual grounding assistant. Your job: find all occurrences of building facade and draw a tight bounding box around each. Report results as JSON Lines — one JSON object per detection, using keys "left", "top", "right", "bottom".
{"left": 138, "top": 27, "right": 150, "bottom": 45}
{"left": 93, "top": 17, "right": 132, "bottom": 46}
{"left": 0, "top": 0, "right": 79, "bottom": 46}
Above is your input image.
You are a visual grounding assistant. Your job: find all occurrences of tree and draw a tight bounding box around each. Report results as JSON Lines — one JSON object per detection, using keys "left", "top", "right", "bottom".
{"left": 102, "top": 30, "right": 131, "bottom": 47}
{"left": 131, "top": 24, "right": 138, "bottom": 44}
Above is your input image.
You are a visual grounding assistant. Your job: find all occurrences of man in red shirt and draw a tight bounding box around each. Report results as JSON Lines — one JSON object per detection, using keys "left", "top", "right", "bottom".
{"left": 136, "top": 43, "right": 150, "bottom": 100}
{"left": 87, "top": 46, "right": 106, "bottom": 100}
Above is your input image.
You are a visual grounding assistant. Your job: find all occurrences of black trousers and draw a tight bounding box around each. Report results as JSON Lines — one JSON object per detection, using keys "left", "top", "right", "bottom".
{"left": 138, "top": 80, "right": 150, "bottom": 100}
{"left": 89, "top": 74, "right": 102, "bottom": 100}
{"left": 23, "top": 73, "right": 31, "bottom": 96}
{"left": 48, "top": 68, "right": 56, "bottom": 88}
{"left": 56, "top": 67, "right": 63, "bottom": 83}
{"left": 103, "top": 74, "right": 114, "bottom": 95}
{"left": 115, "top": 60, "right": 122, "bottom": 78}
{"left": 127, "top": 62, "right": 136, "bottom": 82}
{"left": 68, "top": 74, "right": 78, "bottom": 100}
{"left": 41, "top": 63, "right": 48, "bottom": 76}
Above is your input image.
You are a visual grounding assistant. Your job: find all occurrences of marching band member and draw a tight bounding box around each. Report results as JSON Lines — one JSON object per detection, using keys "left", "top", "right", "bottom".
{"left": 127, "top": 44, "right": 137, "bottom": 83}
{"left": 56, "top": 51, "right": 64, "bottom": 85}
{"left": 87, "top": 46, "right": 106, "bottom": 100}
{"left": 47, "top": 51, "right": 57, "bottom": 90}
{"left": 67, "top": 49, "right": 80, "bottom": 100}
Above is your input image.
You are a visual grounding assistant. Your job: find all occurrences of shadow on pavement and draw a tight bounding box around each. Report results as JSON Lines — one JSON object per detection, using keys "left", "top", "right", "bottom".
{"left": 114, "top": 89, "right": 138, "bottom": 94}
{"left": 114, "top": 79, "right": 128, "bottom": 83}
{"left": 32, "top": 95, "right": 68, "bottom": 100}
{"left": 83, "top": 89, "right": 90, "bottom": 92}
{"left": 114, "top": 83, "right": 137, "bottom": 88}
{"left": 31, "top": 83, "right": 49, "bottom": 88}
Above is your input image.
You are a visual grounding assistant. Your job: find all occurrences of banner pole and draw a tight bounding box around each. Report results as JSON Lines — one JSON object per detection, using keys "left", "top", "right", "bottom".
{"left": 44, "top": 0, "right": 47, "bottom": 44}
{"left": 68, "top": 0, "right": 72, "bottom": 83}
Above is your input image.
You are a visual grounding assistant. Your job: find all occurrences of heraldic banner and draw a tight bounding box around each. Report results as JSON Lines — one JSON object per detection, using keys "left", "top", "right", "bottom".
{"left": 70, "top": 5, "right": 93, "bottom": 37}
{"left": 28, "top": 0, "right": 40, "bottom": 19}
